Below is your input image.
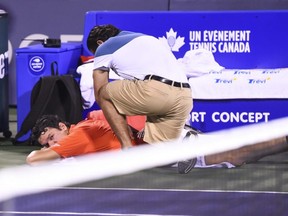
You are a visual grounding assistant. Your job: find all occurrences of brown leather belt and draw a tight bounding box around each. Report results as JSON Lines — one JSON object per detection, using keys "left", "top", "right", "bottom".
{"left": 144, "top": 75, "right": 190, "bottom": 88}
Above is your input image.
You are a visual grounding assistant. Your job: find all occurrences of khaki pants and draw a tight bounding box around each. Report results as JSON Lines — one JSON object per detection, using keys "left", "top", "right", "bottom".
{"left": 106, "top": 79, "right": 193, "bottom": 144}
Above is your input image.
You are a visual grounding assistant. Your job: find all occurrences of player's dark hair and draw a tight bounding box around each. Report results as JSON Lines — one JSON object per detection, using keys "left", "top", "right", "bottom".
{"left": 87, "top": 24, "right": 120, "bottom": 54}
{"left": 31, "top": 115, "right": 71, "bottom": 144}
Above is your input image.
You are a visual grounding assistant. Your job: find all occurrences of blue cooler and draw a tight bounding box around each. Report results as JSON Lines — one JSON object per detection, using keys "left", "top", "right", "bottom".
{"left": 16, "top": 42, "right": 82, "bottom": 141}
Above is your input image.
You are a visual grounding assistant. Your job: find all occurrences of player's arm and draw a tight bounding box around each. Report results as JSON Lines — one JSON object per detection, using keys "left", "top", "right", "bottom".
{"left": 93, "top": 68, "right": 109, "bottom": 103}
{"left": 26, "top": 148, "right": 61, "bottom": 166}
{"left": 93, "top": 69, "right": 134, "bottom": 148}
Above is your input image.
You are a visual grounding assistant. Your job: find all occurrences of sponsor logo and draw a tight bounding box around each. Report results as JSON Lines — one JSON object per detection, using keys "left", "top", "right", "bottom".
{"left": 29, "top": 56, "right": 45, "bottom": 73}
{"left": 189, "top": 30, "right": 251, "bottom": 53}
{"left": 214, "top": 78, "right": 237, "bottom": 84}
{"left": 248, "top": 78, "right": 270, "bottom": 84}
{"left": 261, "top": 69, "right": 280, "bottom": 74}
{"left": 233, "top": 70, "right": 251, "bottom": 75}
{"left": 158, "top": 28, "right": 185, "bottom": 52}
{"left": 160, "top": 28, "right": 252, "bottom": 54}
{"left": 191, "top": 111, "right": 270, "bottom": 123}
{"left": 211, "top": 112, "right": 270, "bottom": 123}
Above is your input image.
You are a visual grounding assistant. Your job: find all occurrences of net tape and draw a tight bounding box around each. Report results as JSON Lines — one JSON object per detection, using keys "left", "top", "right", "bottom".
{"left": 1, "top": 116, "right": 288, "bottom": 202}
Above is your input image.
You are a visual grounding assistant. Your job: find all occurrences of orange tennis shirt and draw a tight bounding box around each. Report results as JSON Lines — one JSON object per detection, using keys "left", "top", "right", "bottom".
{"left": 50, "top": 119, "right": 121, "bottom": 158}
{"left": 50, "top": 110, "right": 146, "bottom": 158}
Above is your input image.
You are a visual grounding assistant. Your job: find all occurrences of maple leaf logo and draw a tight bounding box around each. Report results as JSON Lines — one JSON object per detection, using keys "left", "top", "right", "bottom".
{"left": 158, "top": 28, "right": 185, "bottom": 52}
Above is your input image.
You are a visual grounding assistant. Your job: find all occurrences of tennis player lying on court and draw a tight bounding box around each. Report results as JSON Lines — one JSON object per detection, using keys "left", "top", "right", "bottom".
{"left": 26, "top": 110, "right": 146, "bottom": 165}
{"left": 26, "top": 110, "right": 288, "bottom": 174}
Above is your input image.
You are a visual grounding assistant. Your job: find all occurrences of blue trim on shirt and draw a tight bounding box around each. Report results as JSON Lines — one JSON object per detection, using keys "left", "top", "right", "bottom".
{"left": 95, "top": 31, "right": 145, "bottom": 57}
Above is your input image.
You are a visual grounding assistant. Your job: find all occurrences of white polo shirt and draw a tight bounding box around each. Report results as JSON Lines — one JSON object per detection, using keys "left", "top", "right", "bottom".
{"left": 93, "top": 31, "right": 188, "bottom": 83}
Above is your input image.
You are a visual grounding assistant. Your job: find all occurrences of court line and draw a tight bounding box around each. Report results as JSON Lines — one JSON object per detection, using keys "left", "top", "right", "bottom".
{"left": 63, "top": 186, "right": 288, "bottom": 195}
{"left": 0, "top": 211, "right": 186, "bottom": 216}
{"left": 1, "top": 187, "right": 286, "bottom": 216}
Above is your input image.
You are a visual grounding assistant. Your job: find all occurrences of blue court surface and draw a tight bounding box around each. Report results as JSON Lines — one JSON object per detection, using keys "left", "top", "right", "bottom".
{"left": 1, "top": 187, "right": 288, "bottom": 216}
{"left": 1, "top": 150, "right": 288, "bottom": 216}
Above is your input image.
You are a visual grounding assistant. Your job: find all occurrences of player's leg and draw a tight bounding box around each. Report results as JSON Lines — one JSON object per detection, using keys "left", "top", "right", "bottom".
{"left": 205, "top": 136, "right": 288, "bottom": 166}
{"left": 98, "top": 82, "right": 133, "bottom": 149}
{"left": 106, "top": 79, "right": 192, "bottom": 144}
{"left": 178, "top": 130, "right": 288, "bottom": 173}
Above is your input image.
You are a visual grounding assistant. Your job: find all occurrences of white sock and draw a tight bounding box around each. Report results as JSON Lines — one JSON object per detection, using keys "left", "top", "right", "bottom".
{"left": 195, "top": 155, "right": 235, "bottom": 168}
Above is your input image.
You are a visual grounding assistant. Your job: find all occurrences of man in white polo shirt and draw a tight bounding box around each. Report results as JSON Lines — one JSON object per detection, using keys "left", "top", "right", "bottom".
{"left": 87, "top": 24, "right": 192, "bottom": 153}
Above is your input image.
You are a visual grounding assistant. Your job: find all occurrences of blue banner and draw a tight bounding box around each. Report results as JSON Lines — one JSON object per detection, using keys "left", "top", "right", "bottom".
{"left": 82, "top": 11, "right": 288, "bottom": 132}
{"left": 83, "top": 11, "right": 288, "bottom": 69}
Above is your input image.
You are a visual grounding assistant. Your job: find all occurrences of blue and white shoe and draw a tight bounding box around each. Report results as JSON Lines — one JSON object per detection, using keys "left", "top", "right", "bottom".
{"left": 177, "top": 158, "right": 197, "bottom": 174}
{"left": 177, "top": 126, "right": 201, "bottom": 174}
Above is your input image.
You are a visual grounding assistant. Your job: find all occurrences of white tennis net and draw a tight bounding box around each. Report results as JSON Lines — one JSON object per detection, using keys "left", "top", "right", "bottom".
{"left": 1, "top": 116, "right": 288, "bottom": 202}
